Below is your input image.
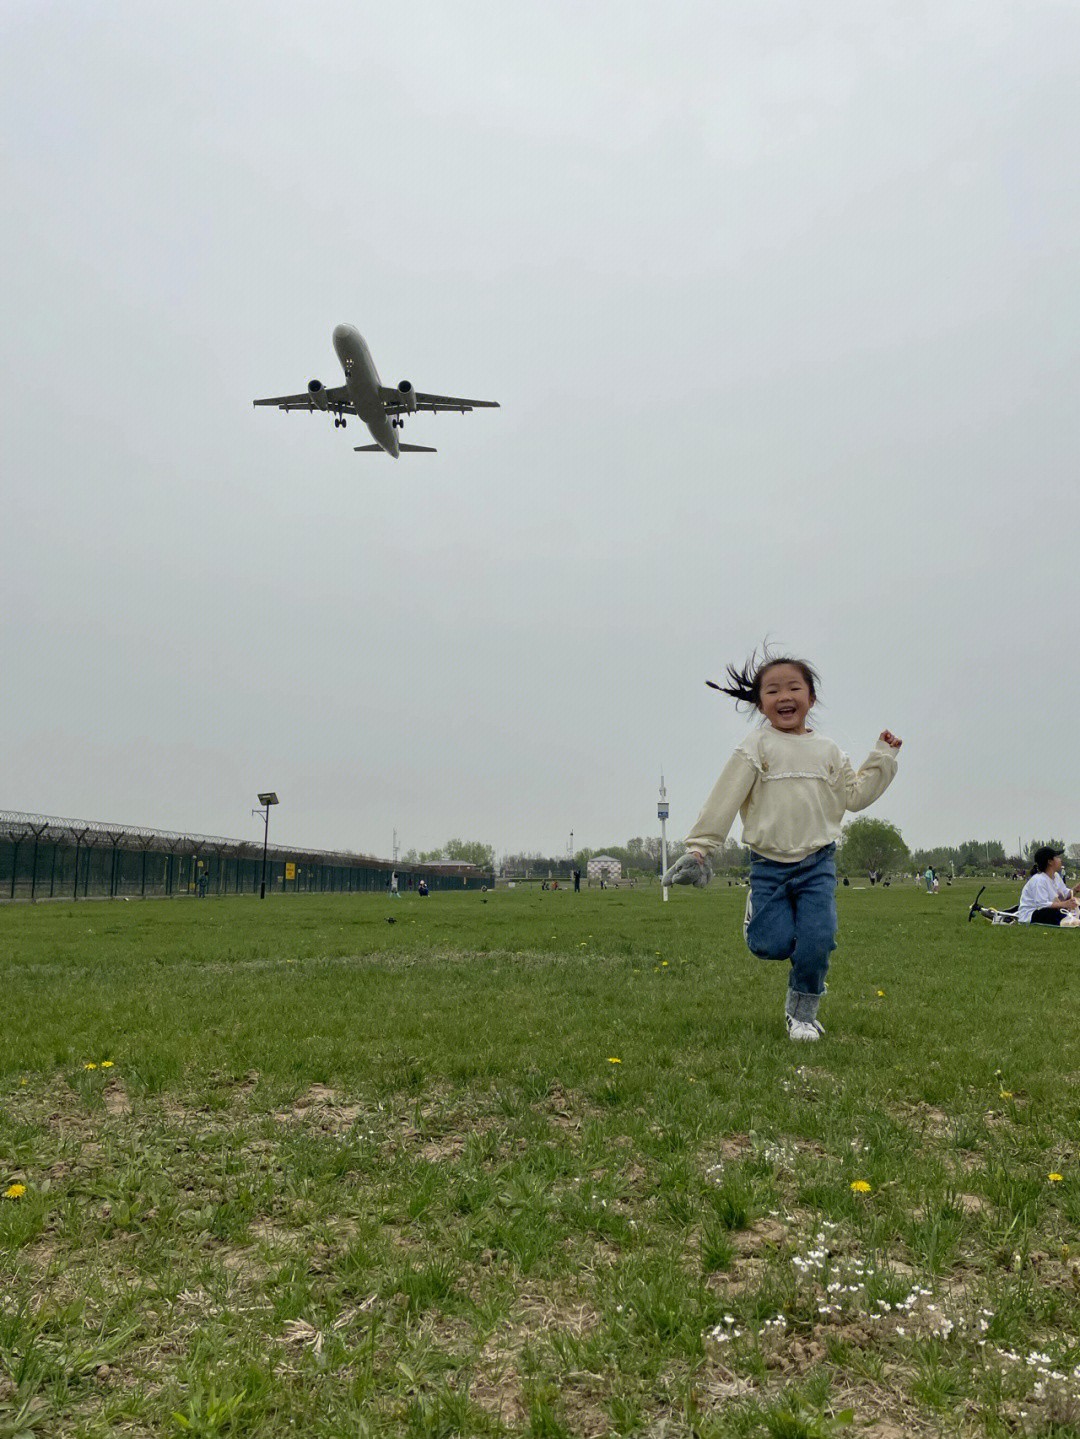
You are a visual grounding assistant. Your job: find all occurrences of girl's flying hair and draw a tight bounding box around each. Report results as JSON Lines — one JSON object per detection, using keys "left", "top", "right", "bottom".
{"left": 709, "top": 645, "right": 820, "bottom": 711}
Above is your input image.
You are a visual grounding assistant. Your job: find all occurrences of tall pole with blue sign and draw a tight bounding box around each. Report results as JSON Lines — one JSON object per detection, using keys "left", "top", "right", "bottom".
{"left": 658, "top": 774, "right": 670, "bottom": 902}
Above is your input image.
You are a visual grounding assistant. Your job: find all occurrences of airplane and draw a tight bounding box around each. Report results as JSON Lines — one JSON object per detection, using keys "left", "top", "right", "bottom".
{"left": 253, "top": 324, "right": 499, "bottom": 457}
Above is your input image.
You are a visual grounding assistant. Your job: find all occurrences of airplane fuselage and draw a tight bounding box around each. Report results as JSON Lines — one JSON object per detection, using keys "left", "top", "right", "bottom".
{"left": 332, "top": 324, "right": 399, "bottom": 457}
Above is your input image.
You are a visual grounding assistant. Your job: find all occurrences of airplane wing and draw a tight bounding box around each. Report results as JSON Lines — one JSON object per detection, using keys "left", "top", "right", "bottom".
{"left": 378, "top": 386, "right": 499, "bottom": 415}
{"left": 253, "top": 385, "right": 354, "bottom": 413}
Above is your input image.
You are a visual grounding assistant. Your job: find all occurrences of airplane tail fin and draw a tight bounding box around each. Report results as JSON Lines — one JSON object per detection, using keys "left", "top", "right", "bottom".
{"left": 353, "top": 444, "right": 438, "bottom": 454}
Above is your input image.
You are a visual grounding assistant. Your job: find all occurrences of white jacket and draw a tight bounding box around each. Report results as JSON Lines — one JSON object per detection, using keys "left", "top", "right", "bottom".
{"left": 684, "top": 727, "right": 898, "bottom": 865}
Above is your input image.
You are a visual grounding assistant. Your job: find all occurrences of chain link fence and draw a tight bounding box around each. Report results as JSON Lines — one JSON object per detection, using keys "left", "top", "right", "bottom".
{"left": 0, "top": 812, "right": 489, "bottom": 901}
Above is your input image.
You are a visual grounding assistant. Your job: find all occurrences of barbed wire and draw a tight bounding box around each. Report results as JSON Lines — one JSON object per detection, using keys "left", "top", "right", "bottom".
{"left": 0, "top": 809, "right": 472, "bottom": 870}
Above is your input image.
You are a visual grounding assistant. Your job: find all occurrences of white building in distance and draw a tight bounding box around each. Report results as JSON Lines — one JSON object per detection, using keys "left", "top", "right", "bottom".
{"left": 586, "top": 855, "right": 622, "bottom": 883}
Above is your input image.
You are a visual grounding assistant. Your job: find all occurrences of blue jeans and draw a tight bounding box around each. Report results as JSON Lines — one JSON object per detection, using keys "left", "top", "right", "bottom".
{"left": 744, "top": 844, "right": 837, "bottom": 997}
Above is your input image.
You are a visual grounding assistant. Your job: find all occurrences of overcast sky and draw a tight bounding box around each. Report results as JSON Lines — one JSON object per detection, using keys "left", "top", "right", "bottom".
{"left": 3, "top": 1, "right": 1078, "bottom": 862}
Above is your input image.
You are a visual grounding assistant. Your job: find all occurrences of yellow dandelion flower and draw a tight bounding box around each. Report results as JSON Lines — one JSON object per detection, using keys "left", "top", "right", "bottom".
{"left": 83, "top": 1062, "right": 97, "bottom": 1071}
{"left": 4, "top": 1184, "right": 26, "bottom": 1200}
{"left": 661, "top": 961, "right": 669, "bottom": 967}
{"left": 850, "top": 1180, "right": 872, "bottom": 1194}
{"left": 19, "top": 1078, "right": 27, "bottom": 1086}
{"left": 1049, "top": 1173, "right": 1063, "bottom": 1183}
{"left": 999, "top": 1089, "right": 1013, "bottom": 1099}
{"left": 607, "top": 1057, "right": 622, "bottom": 1064}
{"left": 100, "top": 1061, "right": 114, "bottom": 1069}
{"left": 877, "top": 990, "right": 884, "bottom": 997}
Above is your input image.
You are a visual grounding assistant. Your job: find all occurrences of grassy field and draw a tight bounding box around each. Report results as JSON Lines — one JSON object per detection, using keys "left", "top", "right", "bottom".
{"left": 1, "top": 881, "right": 1078, "bottom": 1438}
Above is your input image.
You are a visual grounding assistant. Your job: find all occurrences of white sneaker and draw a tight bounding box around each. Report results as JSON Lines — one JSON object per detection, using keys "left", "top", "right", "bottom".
{"left": 786, "top": 1016, "right": 821, "bottom": 1042}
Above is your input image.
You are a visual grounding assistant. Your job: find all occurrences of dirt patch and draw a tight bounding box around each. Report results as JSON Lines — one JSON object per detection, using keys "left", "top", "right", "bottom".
{"left": 718, "top": 1133, "right": 754, "bottom": 1160}
{"left": 469, "top": 1287, "right": 602, "bottom": 1427}
{"left": 732, "top": 1219, "right": 789, "bottom": 1255}
{"left": 250, "top": 1218, "right": 300, "bottom": 1248}
{"left": 218, "top": 1247, "right": 266, "bottom": 1282}
{"left": 892, "top": 1100, "right": 953, "bottom": 1137}
{"left": 956, "top": 1192, "right": 988, "bottom": 1214}
{"left": 417, "top": 1134, "right": 467, "bottom": 1162}
{"left": 102, "top": 1080, "right": 131, "bottom": 1116}
{"left": 469, "top": 1373, "right": 526, "bottom": 1428}
{"left": 274, "top": 1084, "right": 362, "bottom": 1133}
{"left": 697, "top": 1370, "right": 756, "bottom": 1402}
{"left": 708, "top": 1255, "right": 768, "bottom": 1296}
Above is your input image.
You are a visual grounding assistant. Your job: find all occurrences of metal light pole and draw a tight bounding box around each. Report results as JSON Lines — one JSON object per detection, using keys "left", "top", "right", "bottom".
{"left": 658, "top": 774, "right": 669, "bottom": 902}
{"left": 253, "top": 792, "right": 279, "bottom": 899}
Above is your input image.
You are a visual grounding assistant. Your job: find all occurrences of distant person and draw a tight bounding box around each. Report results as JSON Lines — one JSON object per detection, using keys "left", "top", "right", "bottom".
{"left": 924, "top": 866, "right": 934, "bottom": 893}
{"left": 1018, "top": 846, "right": 1079, "bottom": 925}
{"left": 663, "top": 646, "right": 901, "bottom": 1041}
{"left": 573, "top": 869, "right": 581, "bottom": 892}
{"left": 390, "top": 871, "right": 399, "bottom": 898}
{"left": 418, "top": 879, "right": 429, "bottom": 897}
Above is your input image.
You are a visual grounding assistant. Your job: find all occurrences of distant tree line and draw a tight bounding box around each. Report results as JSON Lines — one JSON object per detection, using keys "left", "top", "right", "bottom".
{"left": 497, "top": 826, "right": 1078, "bottom": 882}
{"left": 401, "top": 838, "right": 495, "bottom": 870}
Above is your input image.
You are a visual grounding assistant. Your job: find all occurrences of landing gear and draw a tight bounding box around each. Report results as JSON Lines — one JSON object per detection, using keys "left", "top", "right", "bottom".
{"left": 333, "top": 411, "right": 347, "bottom": 429}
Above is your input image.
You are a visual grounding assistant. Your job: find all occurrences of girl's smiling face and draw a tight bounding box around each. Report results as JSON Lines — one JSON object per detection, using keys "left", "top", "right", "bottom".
{"left": 758, "top": 663, "right": 815, "bottom": 734}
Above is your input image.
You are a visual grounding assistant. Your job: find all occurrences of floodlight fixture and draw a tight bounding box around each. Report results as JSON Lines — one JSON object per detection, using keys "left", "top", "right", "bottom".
{"left": 253, "top": 791, "right": 280, "bottom": 898}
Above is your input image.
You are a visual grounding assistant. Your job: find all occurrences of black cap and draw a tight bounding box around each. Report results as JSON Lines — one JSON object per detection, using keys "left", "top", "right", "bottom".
{"left": 1033, "top": 845, "right": 1064, "bottom": 870}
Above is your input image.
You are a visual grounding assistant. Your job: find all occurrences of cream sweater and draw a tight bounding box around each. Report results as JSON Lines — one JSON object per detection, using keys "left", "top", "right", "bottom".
{"left": 684, "top": 727, "right": 899, "bottom": 864}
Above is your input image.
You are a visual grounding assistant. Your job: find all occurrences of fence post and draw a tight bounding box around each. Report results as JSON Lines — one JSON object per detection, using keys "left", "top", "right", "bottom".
{"left": 71, "top": 829, "right": 88, "bottom": 900}
{"left": 29, "top": 824, "right": 48, "bottom": 899}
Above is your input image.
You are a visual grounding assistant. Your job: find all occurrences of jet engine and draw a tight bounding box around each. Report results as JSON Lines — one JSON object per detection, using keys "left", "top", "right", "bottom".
{"left": 397, "top": 380, "right": 417, "bottom": 414}
{"left": 307, "top": 379, "right": 330, "bottom": 411}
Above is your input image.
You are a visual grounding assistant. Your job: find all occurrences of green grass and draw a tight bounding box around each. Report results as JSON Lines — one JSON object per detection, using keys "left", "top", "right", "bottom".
{"left": 1, "top": 881, "right": 1078, "bottom": 1437}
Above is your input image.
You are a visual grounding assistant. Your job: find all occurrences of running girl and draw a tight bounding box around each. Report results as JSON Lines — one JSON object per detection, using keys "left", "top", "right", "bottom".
{"left": 663, "top": 649, "right": 902, "bottom": 1041}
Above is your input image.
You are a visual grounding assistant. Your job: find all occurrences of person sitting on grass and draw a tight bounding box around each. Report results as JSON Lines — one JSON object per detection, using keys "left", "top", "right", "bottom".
{"left": 1018, "top": 846, "right": 1079, "bottom": 925}
{"left": 662, "top": 647, "right": 902, "bottom": 1042}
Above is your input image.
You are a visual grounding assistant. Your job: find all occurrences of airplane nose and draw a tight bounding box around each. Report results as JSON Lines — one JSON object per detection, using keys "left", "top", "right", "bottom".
{"left": 333, "top": 324, "right": 355, "bottom": 347}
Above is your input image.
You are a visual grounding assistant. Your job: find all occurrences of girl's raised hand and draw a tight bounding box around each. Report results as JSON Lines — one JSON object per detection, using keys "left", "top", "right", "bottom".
{"left": 879, "top": 730, "right": 902, "bottom": 750}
